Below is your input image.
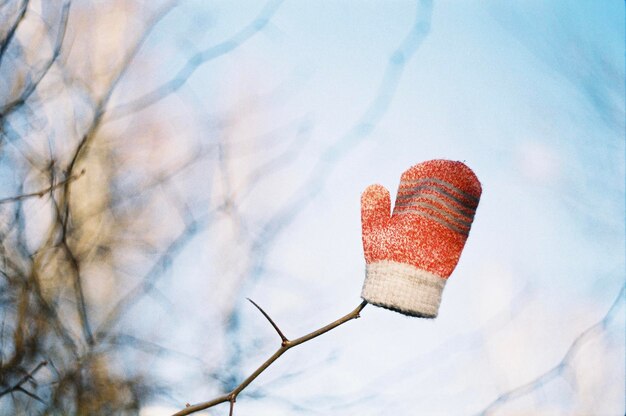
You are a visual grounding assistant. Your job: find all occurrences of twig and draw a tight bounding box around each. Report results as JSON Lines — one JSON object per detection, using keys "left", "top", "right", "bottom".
{"left": 0, "top": 0, "right": 29, "bottom": 69}
{"left": 0, "top": 360, "right": 48, "bottom": 400}
{"left": 0, "top": 0, "right": 70, "bottom": 116}
{"left": 228, "top": 398, "right": 235, "bottom": 416}
{"left": 474, "top": 283, "right": 626, "bottom": 415}
{"left": 108, "top": 0, "right": 285, "bottom": 120}
{"left": 63, "top": 239, "right": 94, "bottom": 346}
{"left": 0, "top": 169, "right": 85, "bottom": 205}
{"left": 173, "top": 300, "right": 368, "bottom": 416}
{"left": 95, "top": 216, "right": 206, "bottom": 340}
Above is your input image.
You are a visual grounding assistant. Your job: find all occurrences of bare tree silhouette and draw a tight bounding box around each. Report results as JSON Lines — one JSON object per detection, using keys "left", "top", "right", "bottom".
{"left": 1, "top": 0, "right": 431, "bottom": 413}
{"left": 0, "top": 0, "right": 304, "bottom": 413}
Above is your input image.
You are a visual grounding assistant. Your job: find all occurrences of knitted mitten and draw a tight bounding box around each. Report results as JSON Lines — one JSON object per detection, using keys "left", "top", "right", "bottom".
{"left": 360, "top": 160, "right": 482, "bottom": 318}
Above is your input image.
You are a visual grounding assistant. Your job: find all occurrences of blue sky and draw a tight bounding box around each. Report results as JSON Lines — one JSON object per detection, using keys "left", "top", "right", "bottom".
{"left": 128, "top": 1, "right": 625, "bottom": 414}
{"left": 0, "top": 1, "right": 623, "bottom": 414}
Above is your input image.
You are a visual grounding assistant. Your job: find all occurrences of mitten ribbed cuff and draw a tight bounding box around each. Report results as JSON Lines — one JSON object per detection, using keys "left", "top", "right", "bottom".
{"left": 361, "top": 261, "right": 447, "bottom": 318}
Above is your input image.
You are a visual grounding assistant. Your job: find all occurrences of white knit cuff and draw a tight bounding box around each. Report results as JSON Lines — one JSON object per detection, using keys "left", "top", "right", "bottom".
{"left": 361, "top": 261, "right": 447, "bottom": 318}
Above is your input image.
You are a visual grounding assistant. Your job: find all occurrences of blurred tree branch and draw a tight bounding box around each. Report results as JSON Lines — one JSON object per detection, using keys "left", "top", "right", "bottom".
{"left": 0, "top": 169, "right": 84, "bottom": 204}
{"left": 0, "top": 0, "right": 339, "bottom": 413}
{"left": 0, "top": 0, "right": 29, "bottom": 69}
{"left": 108, "top": 0, "right": 284, "bottom": 120}
{"left": 0, "top": 360, "right": 47, "bottom": 402}
{"left": 475, "top": 283, "right": 626, "bottom": 416}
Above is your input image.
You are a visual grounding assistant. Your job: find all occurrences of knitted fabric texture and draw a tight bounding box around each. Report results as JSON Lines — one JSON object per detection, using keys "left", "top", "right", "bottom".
{"left": 360, "top": 159, "right": 481, "bottom": 318}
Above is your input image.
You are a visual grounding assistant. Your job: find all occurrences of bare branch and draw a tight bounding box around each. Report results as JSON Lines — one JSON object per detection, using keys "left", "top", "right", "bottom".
{"left": 0, "top": 0, "right": 29, "bottom": 68}
{"left": 107, "top": 0, "right": 285, "bottom": 120}
{"left": 475, "top": 283, "right": 626, "bottom": 416}
{"left": 95, "top": 216, "right": 207, "bottom": 339}
{"left": 0, "top": 1, "right": 70, "bottom": 116}
{"left": 60, "top": 1, "right": 177, "bottom": 187}
{"left": 0, "top": 360, "right": 48, "bottom": 400}
{"left": 62, "top": 238, "right": 94, "bottom": 345}
{"left": 0, "top": 169, "right": 85, "bottom": 205}
{"left": 173, "top": 300, "right": 367, "bottom": 416}
{"left": 228, "top": 398, "right": 235, "bottom": 416}
{"left": 247, "top": 298, "right": 288, "bottom": 344}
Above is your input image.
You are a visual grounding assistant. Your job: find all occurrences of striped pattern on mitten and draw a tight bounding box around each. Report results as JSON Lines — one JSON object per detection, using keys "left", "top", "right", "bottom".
{"left": 360, "top": 159, "right": 482, "bottom": 318}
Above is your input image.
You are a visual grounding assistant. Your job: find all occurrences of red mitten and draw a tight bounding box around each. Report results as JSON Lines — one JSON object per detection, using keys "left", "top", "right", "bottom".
{"left": 360, "top": 160, "right": 481, "bottom": 318}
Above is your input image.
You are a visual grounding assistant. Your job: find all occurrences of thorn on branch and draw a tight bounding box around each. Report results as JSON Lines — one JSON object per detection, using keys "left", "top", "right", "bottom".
{"left": 247, "top": 298, "right": 288, "bottom": 343}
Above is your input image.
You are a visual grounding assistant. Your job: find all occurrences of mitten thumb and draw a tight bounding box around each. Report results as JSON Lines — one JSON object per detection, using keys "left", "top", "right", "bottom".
{"left": 361, "top": 184, "right": 391, "bottom": 232}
